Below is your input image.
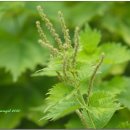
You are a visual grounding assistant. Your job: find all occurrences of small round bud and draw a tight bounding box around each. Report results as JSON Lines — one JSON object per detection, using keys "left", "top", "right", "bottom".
{"left": 37, "top": 5, "right": 42, "bottom": 10}
{"left": 101, "top": 52, "right": 105, "bottom": 58}
{"left": 63, "top": 44, "right": 69, "bottom": 49}
{"left": 58, "top": 11, "right": 62, "bottom": 15}
{"left": 38, "top": 39, "right": 42, "bottom": 43}
{"left": 36, "top": 21, "right": 40, "bottom": 25}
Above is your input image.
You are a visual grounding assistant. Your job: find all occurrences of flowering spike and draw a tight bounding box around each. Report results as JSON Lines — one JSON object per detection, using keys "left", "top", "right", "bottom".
{"left": 37, "top": 6, "right": 63, "bottom": 49}
{"left": 36, "top": 21, "right": 50, "bottom": 45}
{"left": 38, "top": 39, "right": 58, "bottom": 55}
{"left": 58, "top": 11, "right": 71, "bottom": 49}
{"left": 72, "top": 27, "right": 79, "bottom": 67}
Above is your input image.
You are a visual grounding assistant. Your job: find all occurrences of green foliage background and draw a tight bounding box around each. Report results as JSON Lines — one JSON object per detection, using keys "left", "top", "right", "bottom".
{"left": 0, "top": 1, "right": 130, "bottom": 128}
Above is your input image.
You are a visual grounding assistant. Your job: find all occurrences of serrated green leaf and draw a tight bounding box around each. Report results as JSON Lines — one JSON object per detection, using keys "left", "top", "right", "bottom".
{"left": 42, "top": 83, "right": 80, "bottom": 120}
{"left": 33, "top": 57, "right": 62, "bottom": 77}
{"left": 44, "top": 99, "right": 80, "bottom": 120}
{"left": 77, "top": 62, "right": 100, "bottom": 81}
{"left": 99, "top": 43, "right": 130, "bottom": 64}
{"left": 45, "top": 83, "right": 74, "bottom": 110}
{"left": 0, "top": 3, "right": 51, "bottom": 81}
{"left": 80, "top": 24, "right": 101, "bottom": 53}
{"left": 77, "top": 50, "right": 100, "bottom": 64}
{"left": 95, "top": 77, "right": 127, "bottom": 95}
{"left": 82, "top": 91, "right": 120, "bottom": 128}
{"left": 118, "top": 78, "right": 130, "bottom": 109}
{"left": 0, "top": 37, "right": 48, "bottom": 81}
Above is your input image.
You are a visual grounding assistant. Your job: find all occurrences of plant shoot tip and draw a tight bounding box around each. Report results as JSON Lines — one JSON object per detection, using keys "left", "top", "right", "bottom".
{"left": 101, "top": 52, "right": 105, "bottom": 58}
{"left": 58, "top": 10, "right": 62, "bottom": 14}
{"left": 37, "top": 5, "right": 42, "bottom": 10}
{"left": 36, "top": 21, "right": 40, "bottom": 25}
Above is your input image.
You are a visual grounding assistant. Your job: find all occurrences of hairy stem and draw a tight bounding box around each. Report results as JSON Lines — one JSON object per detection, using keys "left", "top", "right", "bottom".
{"left": 76, "top": 109, "right": 88, "bottom": 128}
{"left": 87, "top": 110, "right": 96, "bottom": 128}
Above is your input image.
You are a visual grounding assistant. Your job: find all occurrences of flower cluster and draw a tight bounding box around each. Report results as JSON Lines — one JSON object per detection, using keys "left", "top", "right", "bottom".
{"left": 36, "top": 5, "right": 80, "bottom": 84}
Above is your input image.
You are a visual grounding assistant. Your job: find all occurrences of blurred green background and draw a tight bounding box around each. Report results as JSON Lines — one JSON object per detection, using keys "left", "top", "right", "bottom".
{"left": 0, "top": 1, "right": 130, "bottom": 128}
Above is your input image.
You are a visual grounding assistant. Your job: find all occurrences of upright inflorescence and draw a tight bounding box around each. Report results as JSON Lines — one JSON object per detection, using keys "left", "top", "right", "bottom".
{"left": 58, "top": 11, "right": 71, "bottom": 49}
{"left": 36, "top": 6, "right": 105, "bottom": 128}
{"left": 36, "top": 21, "right": 59, "bottom": 55}
{"left": 72, "top": 27, "right": 80, "bottom": 67}
{"left": 36, "top": 5, "right": 80, "bottom": 84}
{"left": 37, "top": 6, "right": 63, "bottom": 50}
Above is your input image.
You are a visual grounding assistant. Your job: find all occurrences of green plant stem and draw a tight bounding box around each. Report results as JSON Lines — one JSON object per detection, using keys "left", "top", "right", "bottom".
{"left": 77, "top": 89, "right": 86, "bottom": 106}
{"left": 80, "top": 53, "right": 104, "bottom": 129}
{"left": 74, "top": 81, "right": 89, "bottom": 128}
{"left": 87, "top": 110, "right": 96, "bottom": 128}
{"left": 76, "top": 109, "right": 88, "bottom": 128}
{"left": 72, "top": 73, "right": 88, "bottom": 128}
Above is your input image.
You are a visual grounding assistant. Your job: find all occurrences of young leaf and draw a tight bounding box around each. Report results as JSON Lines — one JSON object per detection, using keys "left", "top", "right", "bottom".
{"left": 79, "top": 24, "right": 101, "bottom": 53}
{"left": 118, "top": 78, "right": 130, "bottom": 110}
{"left": 44, "top": 99, "right": 80, "bottom": 120}
{"left": 77, "top": 62, "right": 100, "bottom": 81}
{"left": 41, "top": 83, "right": 81, "bottom": 120}
{"left": 82, "top": 91, "right": 120, "bottom": 128}
{"left": 33, "top": 57, "right": 62, "bottom": 77}
{"left": 45, "top": 83, "right": 74, "bottom": 111}
{"left": 99, "top": 43, "right": 130, "bottom": 64}
{"left": 95, "top": 77, "right": 127, "bottom": 95}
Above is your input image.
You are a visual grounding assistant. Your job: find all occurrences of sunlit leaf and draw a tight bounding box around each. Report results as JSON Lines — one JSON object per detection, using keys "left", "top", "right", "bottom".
{"left": 82, "top": 91, "right": 120, "bottom": 128}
